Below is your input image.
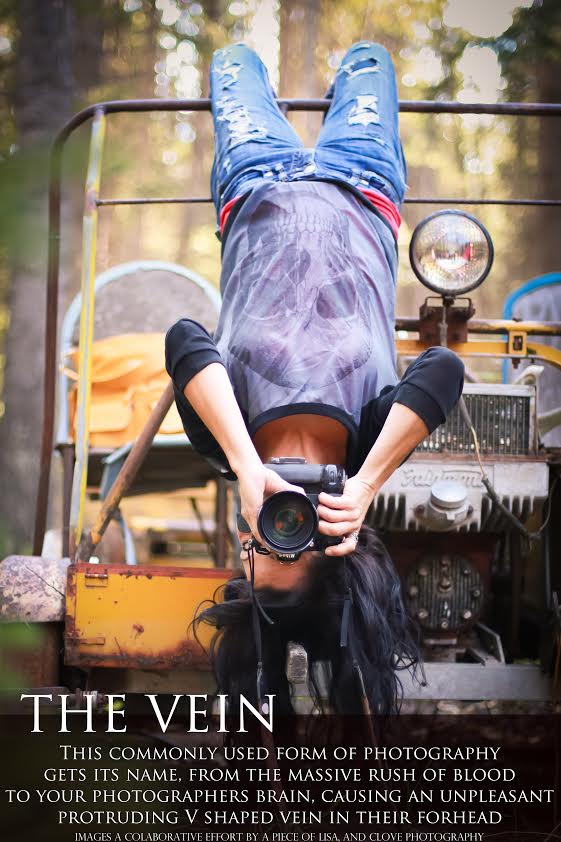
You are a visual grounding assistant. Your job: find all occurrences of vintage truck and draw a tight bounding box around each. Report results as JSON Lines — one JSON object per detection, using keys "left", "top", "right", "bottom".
{"left": 1, "top": 96, "right": 560, "bottom": 709}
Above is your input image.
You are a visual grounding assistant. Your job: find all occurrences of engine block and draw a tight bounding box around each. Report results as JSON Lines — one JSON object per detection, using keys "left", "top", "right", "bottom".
{"left": 370, "top": 383, "right": 549, "bottom": 533}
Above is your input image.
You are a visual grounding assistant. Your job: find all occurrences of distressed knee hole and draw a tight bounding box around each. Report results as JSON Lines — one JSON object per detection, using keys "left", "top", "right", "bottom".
{"left": 348, "top": 95, "right": 380, "bottom": 126}
{"left": 341, "top": 56, "right": 381, "bottom": 78}
{"left": 216, "top": 95, "right": 267, "bottom": 149}
{"left": 217, "top": 60, "right": 242, "bottom": 88}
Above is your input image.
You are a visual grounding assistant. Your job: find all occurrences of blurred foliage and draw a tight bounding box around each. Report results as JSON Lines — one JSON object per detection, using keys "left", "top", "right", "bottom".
{"left": 0, "top": 622, "right": 42, "bottom": 690}
{"left": 1, "top": 0, "right": 558, "bottom": 325}
{"left": 495, "top": 0, "right": 561, "bottom": 99}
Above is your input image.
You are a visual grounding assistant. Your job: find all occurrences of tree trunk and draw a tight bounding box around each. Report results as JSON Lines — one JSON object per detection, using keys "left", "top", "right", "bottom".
{"left": 279, "top": 0, "right": 323, "bottom": 145}
{"left": 0, "top": 0, "right": 76, "bottom": 552}
{"left": 534, "top": 57, "right": 561, "bottom": 277}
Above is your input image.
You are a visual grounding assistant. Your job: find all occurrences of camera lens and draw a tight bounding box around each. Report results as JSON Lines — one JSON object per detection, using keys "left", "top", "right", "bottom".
{"left": 258, "top": 491, "right": 318, "bottom": 554}
{"left": 273, "top": 506, "right": 305, "bottom": 538}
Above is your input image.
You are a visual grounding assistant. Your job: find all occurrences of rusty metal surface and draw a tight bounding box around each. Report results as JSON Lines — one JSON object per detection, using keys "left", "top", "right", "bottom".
{"left": 0, "top": 556, "right": 70, "bottom": 622}
{"left": 418, "top": 302, "right": 475, "bottom": 345}
{"left": 395, "top": 317, "right": 561, "bottom": 336}
{"left": 65, "top": 563, "right": 229, "bottom": 670}
{"left": 60, "top": 444, "right": 75, "bottom": 558}
{"left": 87, "top": 667, "right": 216, "bottom": 695}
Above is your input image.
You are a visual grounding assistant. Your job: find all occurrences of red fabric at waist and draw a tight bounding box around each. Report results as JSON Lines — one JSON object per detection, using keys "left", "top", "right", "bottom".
{"left": 357, "top": 187, "right": 401, "bottom": 238}
{"left": 219, "top": 186, "right": 401, "bottom": 237}
{"left": 219, "top": 197, "right": 239, "bottom": 233}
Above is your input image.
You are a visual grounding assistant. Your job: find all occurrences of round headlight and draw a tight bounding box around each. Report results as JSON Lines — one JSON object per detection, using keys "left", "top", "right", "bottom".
{"left": 409, "top": 210, "right": 493, "bottom": 297}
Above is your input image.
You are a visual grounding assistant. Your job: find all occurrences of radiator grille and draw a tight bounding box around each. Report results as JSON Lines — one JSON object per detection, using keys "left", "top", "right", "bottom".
{"left": 416, "top": 391, "right": 533, "bottom": 456}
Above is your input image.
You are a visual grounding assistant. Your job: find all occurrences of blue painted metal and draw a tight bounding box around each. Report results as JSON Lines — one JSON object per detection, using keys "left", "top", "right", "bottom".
{"left": 501, "top": 273, "right": 561, "bottom": 382}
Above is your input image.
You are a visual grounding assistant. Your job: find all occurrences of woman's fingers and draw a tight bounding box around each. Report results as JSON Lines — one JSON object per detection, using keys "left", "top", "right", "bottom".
{"left": 325, "top": 532, "right": 360, "bottom": 557}
{"left": 318, "top": 491, "right": 349, "bottom": 509}
{"left": 318, "top": 519, "right": 356, "bottom": 537}
{"left": 317, "top": 504, "right": 355, "bottom": 523}
{"left": 264, "top": 468, "right": 304, "bottom": 497}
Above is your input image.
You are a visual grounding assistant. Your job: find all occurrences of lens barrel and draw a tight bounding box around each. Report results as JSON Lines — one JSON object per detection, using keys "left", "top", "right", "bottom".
{"left": 257, "top": 491, "right": 318, "bottom": 554}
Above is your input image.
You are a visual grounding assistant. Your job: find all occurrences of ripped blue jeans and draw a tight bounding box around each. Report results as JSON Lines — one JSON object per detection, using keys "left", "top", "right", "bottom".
{"left": 210, "top": 41, "right": 407, "bottom": 220}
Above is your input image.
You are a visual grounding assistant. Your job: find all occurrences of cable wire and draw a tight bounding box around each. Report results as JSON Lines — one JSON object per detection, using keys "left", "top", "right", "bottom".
{"left": 459, "top": 396, "right": 558, "bottom": 541}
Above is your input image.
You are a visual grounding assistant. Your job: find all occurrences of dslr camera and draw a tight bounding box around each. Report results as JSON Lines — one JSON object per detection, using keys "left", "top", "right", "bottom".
{"left": 237, "top": 457, "right": 347, "bottom": 562}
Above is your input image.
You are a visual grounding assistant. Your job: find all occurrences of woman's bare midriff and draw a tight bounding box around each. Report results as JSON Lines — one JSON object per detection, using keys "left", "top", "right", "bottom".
{"left": 252, "top": 413, "right": 348, "bottom": 466}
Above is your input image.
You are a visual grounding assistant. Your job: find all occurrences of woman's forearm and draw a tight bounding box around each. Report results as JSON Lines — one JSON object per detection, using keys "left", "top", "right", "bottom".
{"left": 355, "top": 402, "right": 429, "bottom": 493}
{"left": 183, "top": 362, "right": 261, "bottom": 476}
{"left": 317, "top": 402, "right": 430, "bottom": 556}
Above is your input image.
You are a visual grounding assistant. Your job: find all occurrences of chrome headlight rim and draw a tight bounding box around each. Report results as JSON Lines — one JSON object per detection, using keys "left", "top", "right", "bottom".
{"left": 409, "top": 208, "right": 494, "bottom": 297}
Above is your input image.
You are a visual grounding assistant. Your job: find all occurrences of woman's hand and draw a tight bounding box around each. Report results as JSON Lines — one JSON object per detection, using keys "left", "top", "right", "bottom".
{"left": 317, "top": 475, "right": 379, "bottom": 557}
{"left": 237, "top": 464, "right": 304, "bottom": 546}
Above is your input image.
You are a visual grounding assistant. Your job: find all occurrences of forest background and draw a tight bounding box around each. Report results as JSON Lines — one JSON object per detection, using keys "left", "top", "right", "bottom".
{"left": 0, "top": 0, "right": 560, "bottom": 554}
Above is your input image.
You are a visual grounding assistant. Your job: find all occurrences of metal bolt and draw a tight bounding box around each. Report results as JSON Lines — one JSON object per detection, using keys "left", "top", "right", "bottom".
{"left": 462, "top": 568, "right": 471, "bottom": 576}
{"left": 409, "top": 585, "right": 419, "bottom": 598}
{"left": 439, "top": 577, "right": 452, "bottom": 590}
{"left": 440, "top": 619, "right": 449, "bottom": 629}
{"left": 418, "top": 609, "right": 429, "bottom": 621}
{"left": 415, "top": 505, "right": 425, "bottom": 515}
{"left": 462, "top": 609, "right": 473, "bottom": 621}
{"left": 418, "top": 566, "right": 429, "bottom": 577}
{"left": 471, "top": 588, "right": 481, "bottom": 599}
{"left": 467, "top": 505, "right": 474, "bottom": 515}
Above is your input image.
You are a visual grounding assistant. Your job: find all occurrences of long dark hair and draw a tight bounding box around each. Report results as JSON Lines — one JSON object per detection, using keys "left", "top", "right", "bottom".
{"left": 194, "top": 524, "right": 420, "bottom": 715}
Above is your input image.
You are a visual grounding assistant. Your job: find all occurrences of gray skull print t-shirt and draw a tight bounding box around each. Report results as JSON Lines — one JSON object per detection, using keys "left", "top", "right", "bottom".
{"left": 213, "top": 180, "right": 399, "bottom": 439}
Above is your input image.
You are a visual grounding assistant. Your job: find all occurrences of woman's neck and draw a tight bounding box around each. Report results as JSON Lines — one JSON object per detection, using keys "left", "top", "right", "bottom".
{"left": 252, "top": 414, "right": 348, "bottom": 466}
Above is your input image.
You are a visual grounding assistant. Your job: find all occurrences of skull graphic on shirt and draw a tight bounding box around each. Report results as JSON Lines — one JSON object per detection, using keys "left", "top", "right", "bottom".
{"left": 220, "top": 192, "right": 374, "bottom": 390}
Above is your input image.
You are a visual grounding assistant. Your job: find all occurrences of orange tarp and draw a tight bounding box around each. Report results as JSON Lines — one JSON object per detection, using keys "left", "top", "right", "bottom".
{"left": 68, "top": 333, "right": 183, "bottom": 448}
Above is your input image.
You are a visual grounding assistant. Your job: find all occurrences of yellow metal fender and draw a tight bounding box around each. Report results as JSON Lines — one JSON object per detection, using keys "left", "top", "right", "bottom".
{"left": 65, "top": 564, "right": 230, "bottom": 670}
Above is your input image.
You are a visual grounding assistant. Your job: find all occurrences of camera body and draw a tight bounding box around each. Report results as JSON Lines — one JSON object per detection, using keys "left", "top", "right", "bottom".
{"left": 238, "top": 457, "right": 347, "bottom": 561}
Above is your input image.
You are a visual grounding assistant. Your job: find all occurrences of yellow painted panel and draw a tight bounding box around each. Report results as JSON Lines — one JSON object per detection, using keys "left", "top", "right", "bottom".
{"left": 395, "top": 338, "right": 561, "bottom": 372}
{"left": 65, "top": 563, "right": 229, "bottom": 670}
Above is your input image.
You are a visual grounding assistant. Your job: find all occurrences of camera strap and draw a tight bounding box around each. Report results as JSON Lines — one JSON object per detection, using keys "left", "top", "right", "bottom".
{"left": 247, "top": 542, "right": 274, "bottom": 708}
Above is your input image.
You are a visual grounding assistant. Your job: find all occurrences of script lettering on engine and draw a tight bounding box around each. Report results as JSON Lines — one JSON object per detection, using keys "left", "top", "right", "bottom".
{"left": 399, "top": 466, "right": 489, "bottom": 489}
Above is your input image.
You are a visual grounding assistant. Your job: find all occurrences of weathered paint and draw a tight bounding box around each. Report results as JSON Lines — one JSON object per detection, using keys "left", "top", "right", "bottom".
{"left": 65, "top": 563, "right": 229, "bottom": 670}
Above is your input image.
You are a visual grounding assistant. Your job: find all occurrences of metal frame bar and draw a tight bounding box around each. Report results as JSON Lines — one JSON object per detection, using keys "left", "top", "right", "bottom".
{"left": 396, "top": 338, "right": 561, "bottom": 372}
{"left": 96, "top": 196, "right": 561, "bottom": 207}
{"left": 32, "top": 96, "right": 561, "bottom": 555}
{"left": 70, "top": 110, "right": 106, "bottom": 545}
{"left": 396, "top": 317, "right": 561, "bottom": 336}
